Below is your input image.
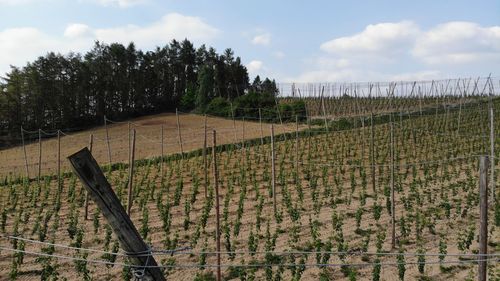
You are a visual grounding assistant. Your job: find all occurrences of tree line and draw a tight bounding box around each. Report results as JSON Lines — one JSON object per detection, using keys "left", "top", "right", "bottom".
{"left": 0, "top": 39, "right": 283, "bottom": 147}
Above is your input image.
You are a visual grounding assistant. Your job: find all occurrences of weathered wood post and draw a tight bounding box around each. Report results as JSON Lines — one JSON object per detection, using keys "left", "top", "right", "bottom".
{"left": 478, "top": 155, "right": 489, "bottom": 281}
{"left": 259, "top": 108, "right": 264, "bottom": 145}
{"left": 176, "top": 109, "right": 184, "bottom": 156}
{"left": 38, "top": 129, "right": 42, "bottom": 183}
{"left": 21, "top": 127, "right": 29, "bottom": 179}
{"left": 203, "top": 115, "right": 208, "bottom": 198}
{"left": 390, "top": 112, "right": 396, "bottom": 249}
{"left": 68, "top": 148, "right": 166, "bottom": 281}
{"left": 370, "top": 113, "right": 376, "bottom": 193}
{"left": 84, "top": 134, "right": 93, "bottom": 220}
{"left": 57, "top": 130, "right": 61, "bottom": 189}
{"left": 160, "top": 125, "right": 164, "bottom": 179}
{"left": 127, "top": 129, "right": 136, "bottom": 216}
{"left": 230, "top": 102, "right": 237, "bottom": 143}
{"left": 104, "top": 116, "right": 112, "bottom": 165}
{"left": 212, "top": 130, "right": 222, "bottom": 281}
{"left": 271, "top": 124, "right": 276, "bottom": 213}
{"left": 490, "top": 102, "right": 495, "bottom": 201}
{"left": 295, "top": 115, "right": 299, "bottom": 179}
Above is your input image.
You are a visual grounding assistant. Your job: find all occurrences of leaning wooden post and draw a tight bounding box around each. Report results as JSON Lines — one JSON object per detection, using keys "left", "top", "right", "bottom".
{"left": 67, "top": 148, "right": 166, "bottom": 281}
{"left": 478, "top": 155, "right": 489, "bottom": 281}
{"left": 104, "top": 116, "right": 112, "bottom": 165}
{"left": 390, "top": 113, "right": 396, "bottom": 249}
{"left": 38, "top": 129, "right": 42, "bottom": 183}
{"left": 212, "top": 130, "right": 222, "bottom": 281}
{"left": 127, "top": 129, "right": 136, "bottom": 216}
{"left": 21, "top": 127, "right": 29, "bottom": 179}
{"left": 176, "top": 109, "right": 184, "bottom": 156}
{"left": 84, "top": 134, "right": 93, "bottom": 220}
{"left": 203, "top": 115, "right": 208, "bottom": 198}
{"left": 57, "top": 130, "right": 61, "bottom": 189}
{"left": 271, "top": 124, "right": 277, "bottom": 213}
{"left": 259, "top": 108, "right": 264, "bottom": 145}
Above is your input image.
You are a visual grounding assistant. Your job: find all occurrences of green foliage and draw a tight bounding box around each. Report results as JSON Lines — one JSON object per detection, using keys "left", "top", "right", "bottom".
{"left": 194, "top": 271, "right": 216, "bottom": 281}
{"left": 205, "top": 97, "right": 232, "bottom": 117}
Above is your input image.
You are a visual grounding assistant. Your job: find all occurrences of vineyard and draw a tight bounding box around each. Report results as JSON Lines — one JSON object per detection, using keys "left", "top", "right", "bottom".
{"left": 0, "top": 78, "right": 499, "bottom": 280}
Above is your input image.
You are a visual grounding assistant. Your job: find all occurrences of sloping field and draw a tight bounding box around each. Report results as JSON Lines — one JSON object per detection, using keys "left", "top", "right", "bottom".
{"left": 0, "top": 113, "right": 302, "bottom": 179}
{"left": 0, "top": 100, "right": 498, "bottom": 280}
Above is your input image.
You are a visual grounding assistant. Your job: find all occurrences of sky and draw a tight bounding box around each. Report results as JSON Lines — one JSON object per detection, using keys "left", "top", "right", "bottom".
{"left": 0, "top": 0, "right": 499, "bottom": 83}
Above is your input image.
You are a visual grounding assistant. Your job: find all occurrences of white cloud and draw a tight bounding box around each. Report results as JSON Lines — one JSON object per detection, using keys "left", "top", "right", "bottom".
{"left": 64, "top": 24, "right": 92, "bottom": 38}
{"left": 246, "top": 60, "right": 264, "bottom": 76}
{"left": 413, "top": 21, "right": 500, "bottom": 64}
{"left": 0, "top": 27, "right": 91, "bottom": 76}
{"left": 0, "top": 13, "right": 219, "bottom": 76}
{"left": 320, "top": 21, "right": 419, "bottom": 57}
{"left": 251, "top": 33, "right": 271, "bottom": 46}
{"left": 290, "top": 21, "right": 499, "bottom": 82}
{"left": 94, "top": 13, "right": 219, "bottom": 46}
{"left": 86, "top": 0, "right": 147, "bottom": 8}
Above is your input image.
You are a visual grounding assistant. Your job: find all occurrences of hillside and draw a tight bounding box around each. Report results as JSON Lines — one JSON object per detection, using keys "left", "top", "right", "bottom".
{"left": 0, "top": 112, "right": 302, "bottom": 179}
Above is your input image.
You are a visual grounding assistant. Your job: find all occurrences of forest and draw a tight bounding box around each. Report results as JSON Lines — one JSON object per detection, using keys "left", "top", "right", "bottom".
{"left": 0, "top": 39, "right": 280, "bottom": 147}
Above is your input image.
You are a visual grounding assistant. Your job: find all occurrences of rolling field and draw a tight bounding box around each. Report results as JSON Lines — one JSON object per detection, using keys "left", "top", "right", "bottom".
{"left": 0, "top": 96, "right": 499, "bottom": 280}
{"left": 0, "top": 112, "right": 303, "bottom": 179}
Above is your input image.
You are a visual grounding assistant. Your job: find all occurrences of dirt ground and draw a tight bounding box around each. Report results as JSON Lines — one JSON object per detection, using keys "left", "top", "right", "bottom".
{"left": 0, "top": 113, "right": 302, "bottom": 179}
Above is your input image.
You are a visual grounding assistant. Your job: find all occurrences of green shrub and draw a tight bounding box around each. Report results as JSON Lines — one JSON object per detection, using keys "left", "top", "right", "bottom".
{"left": 205, "top": 97, "right": 231, "bottom": 117}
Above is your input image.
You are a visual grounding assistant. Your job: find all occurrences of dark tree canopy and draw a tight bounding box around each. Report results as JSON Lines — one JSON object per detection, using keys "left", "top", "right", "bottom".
{"left": 0, "top": 40, "right": 279, "bottom": 147}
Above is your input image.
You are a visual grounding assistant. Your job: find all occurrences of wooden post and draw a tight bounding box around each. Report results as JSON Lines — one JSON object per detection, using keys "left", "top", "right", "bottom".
{"left": 84, "top": 134, "right": 93, "bottom": 220}
{"left": 242, "top": 117, "right": 246, "bottom": 149}
{"left": 271, "top": 124, "right": 276, "bottom": 213}
{"left": 67, "top": 148, "right": 166, "bottom": 281}
{"left": 203, "top": 115, "right": 208, "bottom": 198}
{"left": 259, "top": 108, "right": 264, "bottom": 145}
{"left": 176, "top": 109, "right": 184, "bottom": 156}
{"left": 390, "top": 113, "right": 396, "bottom": 249}
{"left": 230, "top": 102, "right": 237, "bottom": 143}
{"left": 321, "top": 86, "right": 329, "bottom": 133}
{"left": 160, "top": 125, "right": 164, "bottom": 179}
{"left": 212, "top": 130, "right": 222, "bottom": 281}
{"left": 57, "top": 130, "right": 61, "bottom": 189}
{"left": 458, "top": 94, "right": 463, "bottom": 134}
{"left": 370, "top": 113, "right": 376, "bottom": 193}
{"left": 21, "top": 127, "right": 29, "bottom": 179}
{"left": 490, "top": 104, "right": 495, "bottom": 201}
{"left": 38, "top": 129, "right": 42, "bottom": 183}
{"left": 127, "top": 129, "right": 136, "bottom": 216}
{"left": 478, "top": 156, "right": 489, "bottom": 281}
{"left": 104, "top": 116, "right": 112, "bottom": 165}
{"left": 128, "top": 122, "right": 131, "bottom": 164}
{"left": 295, "top": 115, "right": 299, "bottom": 178}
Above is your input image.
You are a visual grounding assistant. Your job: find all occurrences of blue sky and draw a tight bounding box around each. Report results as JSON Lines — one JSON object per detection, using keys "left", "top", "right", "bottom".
{"left": 0, "top": 0, "right": 499, "bottom": 82}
